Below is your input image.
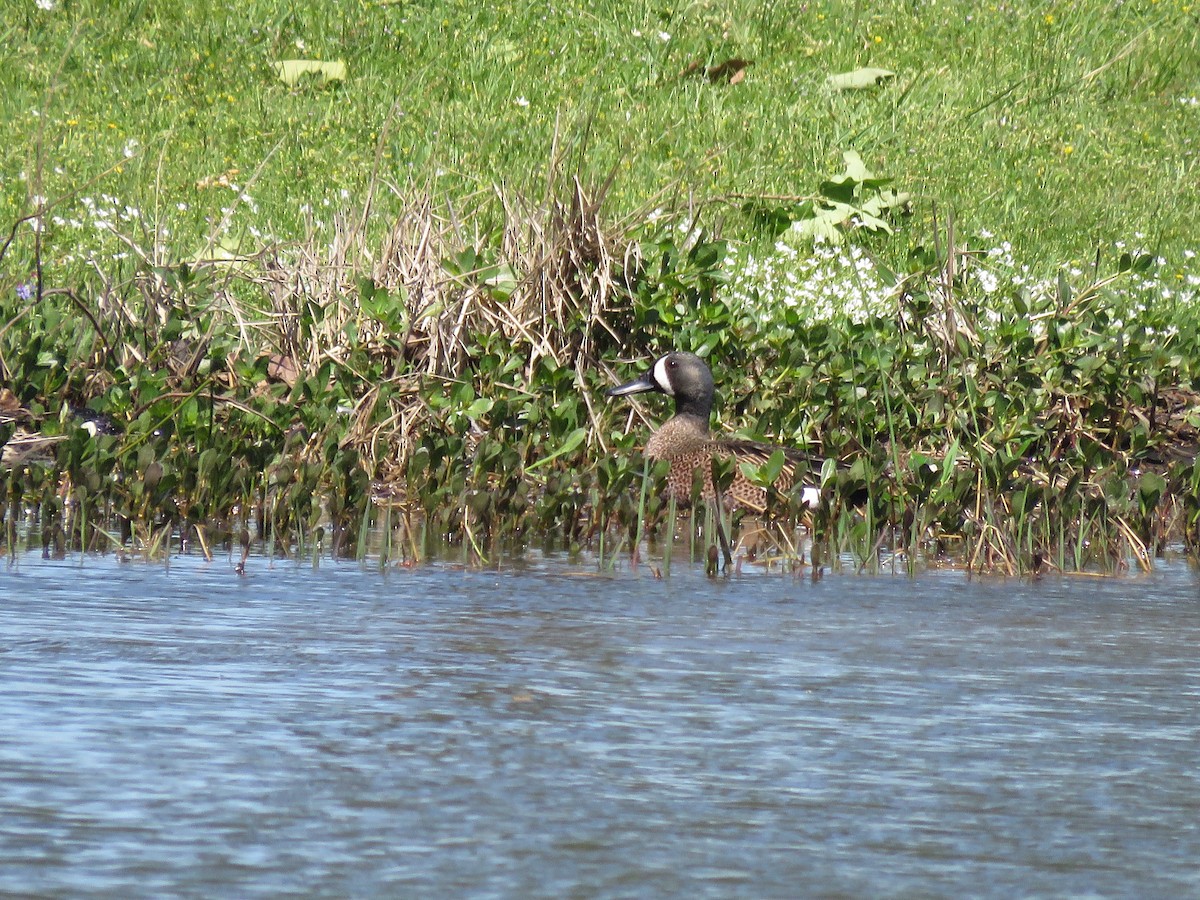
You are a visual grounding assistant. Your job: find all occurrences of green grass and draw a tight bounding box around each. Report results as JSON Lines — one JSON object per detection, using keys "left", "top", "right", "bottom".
{"left": 4, "top": 0, "right": 1199, "bottom": 272}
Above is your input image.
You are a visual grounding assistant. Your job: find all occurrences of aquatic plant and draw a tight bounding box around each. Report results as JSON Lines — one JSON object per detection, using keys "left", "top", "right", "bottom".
{"left": 5, "top": 179, "right": 1200, "bottom": 577}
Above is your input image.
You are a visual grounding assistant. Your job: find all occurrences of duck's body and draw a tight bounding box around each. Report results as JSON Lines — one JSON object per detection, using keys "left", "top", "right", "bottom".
{"left": 0, "top": 428, "right": 65, "bottom": 469}
{"left": 607, "top": 352, "right": 820, "bottom": 513}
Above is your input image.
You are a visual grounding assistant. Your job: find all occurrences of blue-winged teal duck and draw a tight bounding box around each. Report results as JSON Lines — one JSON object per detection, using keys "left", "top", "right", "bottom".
{"left": 607, "top": 351, "right": 821, "bottom": 512}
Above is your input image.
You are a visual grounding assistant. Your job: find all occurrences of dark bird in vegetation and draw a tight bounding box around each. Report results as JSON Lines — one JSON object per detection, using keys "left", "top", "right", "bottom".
{"left": 0, "top": 388, "right": 32, "bottom": 426}
{"left": 0, "top": 427, "right": 65, "bottom": 469}
{"left": 607, "top": 351, "right": 821, "bottom": 513}
{"left": 0, "top": 395, "right": 122, "bottom": 469}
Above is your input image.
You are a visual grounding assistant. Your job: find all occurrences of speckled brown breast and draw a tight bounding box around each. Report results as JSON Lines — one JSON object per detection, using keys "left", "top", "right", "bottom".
{"left": 645, "top": 417, "right": 798, "bottom": 514}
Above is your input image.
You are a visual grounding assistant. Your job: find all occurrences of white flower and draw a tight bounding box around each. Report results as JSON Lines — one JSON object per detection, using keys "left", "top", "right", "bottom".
{"left": 657, "top": 30, "right": 671, "bottom": 42}
{"left": 36, "top": 0, "right": 57, "bottom": 10}
{"left": 515, "top": 96, "right": 530, "bottom": 107}
{"left": 974, "top": 268, "right": 999, "bottom": 294}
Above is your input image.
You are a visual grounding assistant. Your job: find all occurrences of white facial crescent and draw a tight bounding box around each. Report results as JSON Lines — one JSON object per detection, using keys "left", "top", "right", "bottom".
{"left": 652, "top": 356, "right": 675, "bottom": 395}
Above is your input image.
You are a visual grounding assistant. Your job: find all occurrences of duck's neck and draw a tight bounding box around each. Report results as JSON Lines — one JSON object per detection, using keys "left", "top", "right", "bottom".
{"left": 674, "top": 393, "right": 712, "bottom": 420}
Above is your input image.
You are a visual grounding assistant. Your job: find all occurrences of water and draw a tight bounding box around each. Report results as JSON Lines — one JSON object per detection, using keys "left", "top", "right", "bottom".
{"left": 2, "top": 552, "right": 1199, "bottom": 898}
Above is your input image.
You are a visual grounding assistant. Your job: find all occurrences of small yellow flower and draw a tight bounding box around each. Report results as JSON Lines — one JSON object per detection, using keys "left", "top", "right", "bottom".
{"left": 1063, "top": 144, "right": 1074, "bottom": 155}
{"left": 1044, "top": 13, "right": 1055, "bottom": 23}
{"left": 873, "top": 35, "right": 883, "bottom": 43}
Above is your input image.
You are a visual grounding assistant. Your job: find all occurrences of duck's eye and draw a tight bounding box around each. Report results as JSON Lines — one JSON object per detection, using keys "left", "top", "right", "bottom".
{"left": 667, "top": 358, "right": 678, "bottom": 368}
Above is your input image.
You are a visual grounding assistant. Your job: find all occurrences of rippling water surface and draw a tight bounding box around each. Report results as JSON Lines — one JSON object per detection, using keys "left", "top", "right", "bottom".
{"left": 2, "top": 552, "right": 1199, "bottom": 897}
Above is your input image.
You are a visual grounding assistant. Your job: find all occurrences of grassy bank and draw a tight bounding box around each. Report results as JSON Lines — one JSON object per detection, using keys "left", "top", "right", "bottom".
{"left": 2, "top": 0, "right": 1200, "bottom": 573}
{"left": 5, "top": 0, "right": 1199, "bottom": 266}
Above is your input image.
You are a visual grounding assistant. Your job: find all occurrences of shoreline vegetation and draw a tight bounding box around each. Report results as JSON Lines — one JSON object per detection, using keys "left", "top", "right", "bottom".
{"left": 3, "top": 1, "right": 1199, "bottom": 575}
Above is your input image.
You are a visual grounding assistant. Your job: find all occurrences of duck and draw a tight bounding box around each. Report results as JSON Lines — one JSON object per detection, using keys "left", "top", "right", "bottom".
{"left": 0, "top": 398, "right": 122, "bottom": 469}
{"left": 606, "top": 351, "right": 822, "bottom": 513}
{"left": 0, "top": 427, "right": 65, "bottom": 469}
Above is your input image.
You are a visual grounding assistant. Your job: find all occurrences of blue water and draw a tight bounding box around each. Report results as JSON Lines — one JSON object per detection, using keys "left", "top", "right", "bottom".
{"left": 2, "top": 552, "right": 1199, "bottom": 897}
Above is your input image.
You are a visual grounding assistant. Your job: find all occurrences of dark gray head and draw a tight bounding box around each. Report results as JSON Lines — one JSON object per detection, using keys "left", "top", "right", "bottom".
{"left": 606, "top": 351, "right": 715, "bottom": 420}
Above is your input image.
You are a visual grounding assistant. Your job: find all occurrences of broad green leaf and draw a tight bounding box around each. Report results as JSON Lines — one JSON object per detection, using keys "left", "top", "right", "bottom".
{"left": 849, "top": 205, "right": 893, "bottom": 232}
{"left": 739, "top": 450, "right": 786, "bottom": 488}
{"left": 840, "top": 149, "right": 872, "bottom": 183}
{"left": 525, "top": 426, "right": 587, "bottom": 472}
{"left": 465, "top": 397, "right": 494, "bottom": 419}
{"left": 820, "top": 151, "right": 895, "bottom": 201}
{"left": 481, "top": 263, "right": 518, "bottom": 301}
{"left": 787, "top": 216, "right": 844, "bottom": 244}
{"left": 827, "top": 67, "right": 895, "bottom": 91}
{"left": 1056, "top": 271, "right": 1072, "bottom": 306}
{"left": 418, "top": 300, "right": 445, "bottom": 320}
{"left": 1140, "top": 471, "right": 1167, "bottom": 502}
{"left": 763, "top": 449, "right": 787, "bottom": 484}
{"left": 862, "top": 190, "right": 912, "bottom": 216}
{"left": 192, "top": 235, "right": 256, "bottom": 272}
{"left": 820, "top": 456, "right": 839, "bottom": 488}
{"left": 788, "top": 215, "right": 845, "bottom": 244}
{"left": 272, "top": 59, "right": 348, "bottom": 87}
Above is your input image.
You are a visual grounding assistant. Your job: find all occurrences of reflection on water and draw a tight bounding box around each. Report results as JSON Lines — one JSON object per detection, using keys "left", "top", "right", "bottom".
{"left": 2, "top": 552, "right": 1199, "bottom": 897}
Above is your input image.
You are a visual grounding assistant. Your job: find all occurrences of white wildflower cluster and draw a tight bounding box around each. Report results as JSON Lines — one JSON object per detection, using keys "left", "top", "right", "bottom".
{"left": 721, "top": 239, "right": 895, "bottom": 326}
{"left": 32, "top": 182, "right": 284, "bottom": 271}
{"left": 970, "top": 234, "right": 1200, "bottom": 325}
{"left": 971, "top": 239, "right": 1061, "bottom": 307}
{"left": 75, "top": 195, "right": 144, "bottom": 232}
{"left": 723, "top": 229, "right": 1200, "bottom": 335}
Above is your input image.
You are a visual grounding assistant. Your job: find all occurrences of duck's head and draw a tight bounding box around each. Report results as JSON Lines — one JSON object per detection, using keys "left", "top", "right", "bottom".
{"left": 607, "top": 351, "right": 715, "bottom": 420}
